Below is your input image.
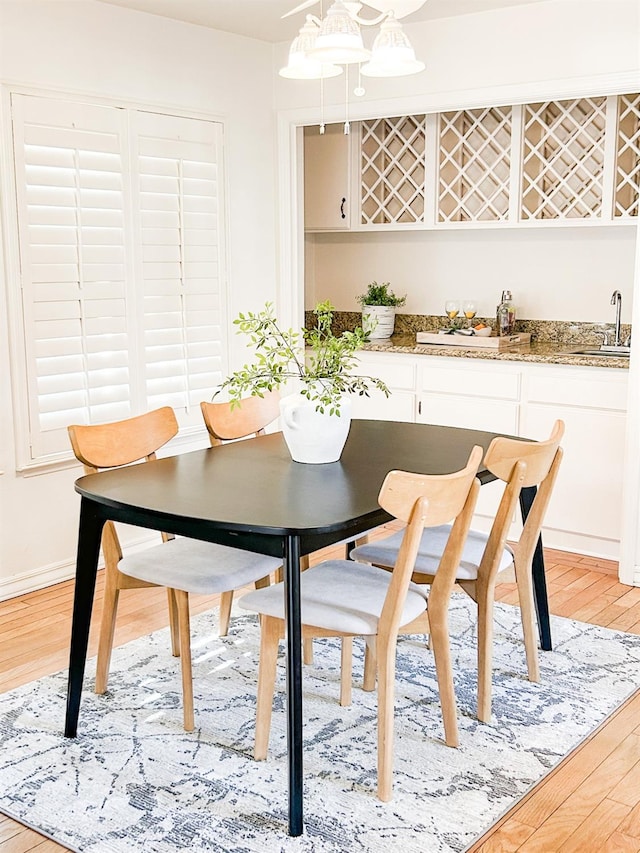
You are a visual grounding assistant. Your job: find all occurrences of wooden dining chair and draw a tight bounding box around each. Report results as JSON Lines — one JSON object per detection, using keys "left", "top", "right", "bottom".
{"left": 68, "top": 407, "right": 282, "bottom": 732}
{"left": 351, "top": 420, "right": 565, "bottom": 724}
{"left": 200, "top": 391, "right": 281, "bottom": 448}
{"left": 201, "top": 390, "right": 282, "bottom": 636}
{"left": 238, "top": 445, "right": 482, "bottom": 801}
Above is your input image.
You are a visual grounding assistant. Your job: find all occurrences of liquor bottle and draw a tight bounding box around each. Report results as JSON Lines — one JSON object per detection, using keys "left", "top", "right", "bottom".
{"left": 496, "top": 290, "right": 516, "bottom": 336}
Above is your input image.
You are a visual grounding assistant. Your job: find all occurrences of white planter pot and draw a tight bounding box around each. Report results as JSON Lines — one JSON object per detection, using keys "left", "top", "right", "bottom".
{"left": 279, "top": 394, "right": 351, "bottom": 464}
{"left": 362, "top": 305, "right": 396, "bottom": 339}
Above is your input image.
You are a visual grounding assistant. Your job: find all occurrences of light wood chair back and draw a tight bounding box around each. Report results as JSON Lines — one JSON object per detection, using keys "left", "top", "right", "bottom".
{"left": 377, "top": 445, "right": 483, "bottom": 658}
{"left": 476, "top": 419, "right": 565, "bottom": 591}
{"left": 68, "top": 407, "right": 178, "bottom": 472}
{"left": 68, "top": 408, "right": 179, "bottom": 569}
{"left": 200, "top": 392, "right": 280, "bottom": 446}
{"left": 377, "top": 446, "right": 483, "bottom": 641}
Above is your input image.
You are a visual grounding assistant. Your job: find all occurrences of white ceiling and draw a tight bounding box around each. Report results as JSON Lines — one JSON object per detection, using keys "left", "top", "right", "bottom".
{"left": 95, "top": 0, "right": 548, "bottom": 43}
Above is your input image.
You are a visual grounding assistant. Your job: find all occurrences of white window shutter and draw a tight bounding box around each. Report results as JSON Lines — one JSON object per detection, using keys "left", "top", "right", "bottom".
{"left": 134, "top": 111, "right": 225, "bottom": 428}
{"left": 10, "top": 95, "right": 227, "bottom": 466}
{"left": 12, "top": 94, "right": 132, "bottom": 461}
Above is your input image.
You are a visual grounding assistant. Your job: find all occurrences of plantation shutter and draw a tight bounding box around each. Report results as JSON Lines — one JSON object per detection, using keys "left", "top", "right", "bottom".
{"left": 133, "top": 111, "right": 224, "bottom": 415}
{"left": 10, "top": 94, "right": 226, "bottom": 466}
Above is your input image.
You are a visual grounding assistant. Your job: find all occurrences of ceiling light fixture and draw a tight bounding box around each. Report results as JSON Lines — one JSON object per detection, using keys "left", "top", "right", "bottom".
{"left": 279, "top": 1, "right": 425, "bottom": 134}
{"left": 360, "top": 12, "right": 425, "bottom": 77}
{"left": 279, "top": 16, "right": 343, "bottom": 79}
{"left": 279, "top": 1, "right": 424, "bottom": 81}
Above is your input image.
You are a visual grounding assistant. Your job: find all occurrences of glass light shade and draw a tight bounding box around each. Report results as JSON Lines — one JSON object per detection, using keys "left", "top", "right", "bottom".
{"left": 360, "top": 15, "right": 425, "bottom": 77}
{"left": 279, "top": 16, "right": 343, "bottom": 80}
{"left": 307, "top": 1, "right": 371, "bottom": 65}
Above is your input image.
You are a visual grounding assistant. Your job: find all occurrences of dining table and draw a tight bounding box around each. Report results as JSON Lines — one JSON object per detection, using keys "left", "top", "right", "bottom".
{"left": 64, "top": 418, "right": 552, "bottom": 837}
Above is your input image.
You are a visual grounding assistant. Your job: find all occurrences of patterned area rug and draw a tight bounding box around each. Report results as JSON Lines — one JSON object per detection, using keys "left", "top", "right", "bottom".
{"left": 1, "top": 595, "right": 639, "bottom": 853}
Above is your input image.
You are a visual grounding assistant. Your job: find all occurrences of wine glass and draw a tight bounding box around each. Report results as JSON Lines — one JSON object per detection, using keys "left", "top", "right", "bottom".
{"left": 444, "top": 300, "right": 460, "bottom": 327}
{"left": 462, "top": 300, "right": 477, "bottom": 328}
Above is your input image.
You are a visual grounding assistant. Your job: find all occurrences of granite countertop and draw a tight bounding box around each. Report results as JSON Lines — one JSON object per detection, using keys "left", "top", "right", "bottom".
{"left": 310, "top": 312, "right": 631, "bottom": 370}
{"left": 362, "top": 334, "right": 630, "bottom": 368}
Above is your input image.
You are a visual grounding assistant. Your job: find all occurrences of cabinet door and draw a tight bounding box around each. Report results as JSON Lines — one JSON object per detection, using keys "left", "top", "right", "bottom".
{"left": 521, "top": 367, "right": 628, "bottom": 556}
{"left": 304, "top": 124, "right": 350, "bottom": 231}
{"left": 351, "top": 353, "right": 416, "bottom": 422}
{"left": 416, "top": 360, "right": 521, "bottom": 529}
{"left": 351, "top": 390, "right": 415, "bottom": 422}
{"left": 523, "top": 403, "right": 626, "bottom": 549}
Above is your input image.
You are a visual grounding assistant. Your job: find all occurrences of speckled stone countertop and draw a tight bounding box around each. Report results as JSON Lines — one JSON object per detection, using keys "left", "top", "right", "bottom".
{"left": 308, "top": 312, "right": 632, "bottom": 370}
{"left": 361, "top": 334, "right": 631, "bottom": 368}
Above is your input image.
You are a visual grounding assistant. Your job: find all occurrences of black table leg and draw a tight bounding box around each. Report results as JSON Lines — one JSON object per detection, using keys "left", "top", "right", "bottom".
{"left": 64, "top": 498, "right": 105, "bottom": 737}
{"left": 283, "top": 534, "right": 303, "bottom": 836}
{"left": 520, "top": 486, "right": 552, "bottom": 652}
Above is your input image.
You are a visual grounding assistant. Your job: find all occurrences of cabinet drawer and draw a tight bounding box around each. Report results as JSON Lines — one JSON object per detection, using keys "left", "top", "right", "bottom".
{"left": 351, "top": 390, "right": 415, "bottom": 422}
{"left": 420, "top": 363, "right": 520, "bottom": 401}
{"left": 526, "top": 369, "right": 628, "bottom": 411}
{"left": 419, "top": 393, "right": 519, "bottom": 435}
{"left": 355, "top": 356, "right": 416, "bottom": 391}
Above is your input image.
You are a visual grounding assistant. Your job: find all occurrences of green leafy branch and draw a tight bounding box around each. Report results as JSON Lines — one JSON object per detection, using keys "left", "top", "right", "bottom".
{"left": 221, "top": 300, "right": 390, "bottom": 415}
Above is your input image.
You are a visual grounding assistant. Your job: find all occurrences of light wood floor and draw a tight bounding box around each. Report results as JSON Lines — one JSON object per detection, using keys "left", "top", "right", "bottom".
{"left": 1, "top": 537, "right": 639, "bottom": 853}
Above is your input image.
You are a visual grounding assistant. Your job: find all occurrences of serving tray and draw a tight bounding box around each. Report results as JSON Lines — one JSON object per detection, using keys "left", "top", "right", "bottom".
{"left": 416, "top": 331, "right": 531, "bottom": 350}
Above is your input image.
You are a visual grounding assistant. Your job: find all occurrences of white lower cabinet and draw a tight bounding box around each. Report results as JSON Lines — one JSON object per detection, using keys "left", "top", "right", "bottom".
{"left": 353, "top": 351, "right": 628, "bottom": 559}
{"left": 520, "top": 366, "right": 628, "bottom": 557}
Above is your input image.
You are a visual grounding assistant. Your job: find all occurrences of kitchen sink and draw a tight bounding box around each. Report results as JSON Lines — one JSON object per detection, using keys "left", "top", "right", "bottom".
{"left": 563, "top": 348, "right": 630, "bottom": 358}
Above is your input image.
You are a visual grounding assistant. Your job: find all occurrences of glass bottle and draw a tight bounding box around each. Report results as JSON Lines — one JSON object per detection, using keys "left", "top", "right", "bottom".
{"left": 496, "top": 290, "right": 516, "bottom": 336}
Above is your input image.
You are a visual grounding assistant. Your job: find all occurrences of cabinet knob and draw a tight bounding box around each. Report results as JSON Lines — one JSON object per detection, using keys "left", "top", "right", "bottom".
{"left": 340, "top": 198, "right": 346, "bottom": 219}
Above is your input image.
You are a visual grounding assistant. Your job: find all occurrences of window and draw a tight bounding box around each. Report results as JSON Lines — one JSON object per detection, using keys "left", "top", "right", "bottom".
{"left": 9, "top": 94, "right": 227, "bottom": 467}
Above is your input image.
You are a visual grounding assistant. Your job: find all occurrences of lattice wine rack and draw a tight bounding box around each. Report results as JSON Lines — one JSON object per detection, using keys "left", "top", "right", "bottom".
{"left": 360, "top": 115, "right": 426, "bottom": 225}
{"left": 438, "top": 106, "right": 512, "bottom": 222}
{"left": 614, "top": 93, "right": 640, "bottom": 218}
{"left": 521, "top": 97, "right": 607, "bottom": 220}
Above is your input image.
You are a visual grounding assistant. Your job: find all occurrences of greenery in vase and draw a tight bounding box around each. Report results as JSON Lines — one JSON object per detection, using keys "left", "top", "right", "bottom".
{"left": 356, "top": 281, "right": 407, "bottom": 308}
{"left": 221, "top": 300, "right": 390, "bottom": 416}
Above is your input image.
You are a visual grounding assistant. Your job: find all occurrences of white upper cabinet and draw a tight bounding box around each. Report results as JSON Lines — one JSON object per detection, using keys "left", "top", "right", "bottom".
{"left": 304, "top": 93, "right": 640, "bottom": 232}
{"left": 303, "top": 124, "right": 351, "bottom": 231}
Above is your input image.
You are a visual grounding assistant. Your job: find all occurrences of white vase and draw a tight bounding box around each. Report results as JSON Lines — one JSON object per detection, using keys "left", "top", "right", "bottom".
{"left": 362, "top": 305, "right": 396, "bottom": 339}
{"left": 279, "top": 394, "right": 352, "bottom": 464}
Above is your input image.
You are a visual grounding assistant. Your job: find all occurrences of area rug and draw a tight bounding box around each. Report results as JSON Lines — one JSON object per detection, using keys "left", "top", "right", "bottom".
{"left": 1, "top": 596, "right": 639, "bottom": 853}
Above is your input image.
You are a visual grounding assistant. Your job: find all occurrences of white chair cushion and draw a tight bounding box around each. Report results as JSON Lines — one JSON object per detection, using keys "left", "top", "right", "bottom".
{"left": 238, "top": 560, "right": 427, "bottom": 636}
{"left": 351, "top": 525, "right": 514, "bottom": 581}
{"left": 120, "top": 537, "right": 281, "bottom": 595}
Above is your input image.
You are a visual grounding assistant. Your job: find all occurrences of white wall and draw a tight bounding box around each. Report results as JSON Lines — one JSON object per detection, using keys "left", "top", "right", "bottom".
{"left": 305, "top": 226, "right": 638, "bottom": 323}
{"left": 0, "top": 0, "right": 279, "bottom": 597}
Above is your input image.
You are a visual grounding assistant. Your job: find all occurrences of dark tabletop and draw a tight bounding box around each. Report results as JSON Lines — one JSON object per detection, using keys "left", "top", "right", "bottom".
{"left": 75, "top": 420, "right": 501, "bottom": 540}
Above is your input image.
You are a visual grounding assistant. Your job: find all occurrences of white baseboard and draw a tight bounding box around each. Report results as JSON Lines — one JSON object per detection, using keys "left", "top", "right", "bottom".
{"left": 0, "top": 557, "right": 78, "bottom": 602}
{"left": 0, "top": 530, "right": 161, "bottom": 602}
{"left": 542, "top": 528, "right": 621, "bottom": 564}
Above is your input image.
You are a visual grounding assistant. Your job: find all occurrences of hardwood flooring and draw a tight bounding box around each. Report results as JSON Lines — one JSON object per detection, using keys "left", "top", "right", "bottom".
{"left": 1, "top": 538, "right": 639, "bottom": 852}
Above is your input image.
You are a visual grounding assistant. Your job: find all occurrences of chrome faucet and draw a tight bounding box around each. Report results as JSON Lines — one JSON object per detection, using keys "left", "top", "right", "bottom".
{"left": 611, "top": 289, "right": 623, "bottom": 347}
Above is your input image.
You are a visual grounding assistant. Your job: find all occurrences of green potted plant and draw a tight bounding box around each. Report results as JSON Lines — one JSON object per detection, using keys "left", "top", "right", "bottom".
{"left": 221, "top": 300, "right": 389, "bottom": 463}
{"left": 356, "top": 281, "right": 407, "bottom": 339}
